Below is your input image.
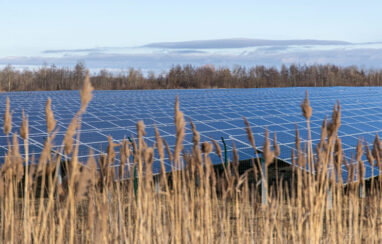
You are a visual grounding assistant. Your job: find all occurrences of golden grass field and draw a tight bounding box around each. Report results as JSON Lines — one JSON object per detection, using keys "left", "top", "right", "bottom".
{"left": 0, "top": 73, "right": 382, "bottom": 243}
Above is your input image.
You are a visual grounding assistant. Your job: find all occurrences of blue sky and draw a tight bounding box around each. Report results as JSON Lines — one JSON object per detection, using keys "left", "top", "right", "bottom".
{"left": 1, "top": 0, "right": 382, "bottom": 71}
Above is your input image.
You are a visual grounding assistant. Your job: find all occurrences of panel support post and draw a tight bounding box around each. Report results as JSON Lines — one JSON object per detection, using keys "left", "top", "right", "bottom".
{"left": 128, "top": 137, "right": 138, "bottom": 199}
{"left": 221, "top": 137, "right": 228, "bottom": 168}
{"left": 57, "top": 159, "right": 62, "bottom": 185}
{"left": 154, "top": 176, "right": 159, "bottom": 193}
{"left": 261, "top": 158, "right": 267, "bottom": 206}
{"left": 328, "top": 187, "right": 332, "bottom": 210}
{"left": 360, "top": 182, "right": 365, "bottom": 199}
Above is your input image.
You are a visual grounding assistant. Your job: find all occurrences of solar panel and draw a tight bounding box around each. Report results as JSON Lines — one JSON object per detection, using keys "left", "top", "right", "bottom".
{"left": 1, "top": 87, "right": 382, "bottom": 181}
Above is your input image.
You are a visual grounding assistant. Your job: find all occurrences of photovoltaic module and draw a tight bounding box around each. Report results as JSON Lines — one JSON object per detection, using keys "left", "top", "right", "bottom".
{"left": 0, "top": 87, "right": 381, "bottom": 182}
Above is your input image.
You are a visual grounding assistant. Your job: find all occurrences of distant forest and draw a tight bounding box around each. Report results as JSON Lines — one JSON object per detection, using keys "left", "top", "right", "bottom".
{"left": 1, "top": 63, "right": 382, "bottom": 91}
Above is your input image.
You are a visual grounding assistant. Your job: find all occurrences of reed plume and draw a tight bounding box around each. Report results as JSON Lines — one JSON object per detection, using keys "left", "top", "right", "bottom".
{"left": 3, "top": 96, "right": 12, "bottom": 136}
{"left": 243, "top": 117, "right": 256, "bottom": 150}
{"left": 365, "top": 141, "right": 374, "bottom": 167}
{"left": 301, "top": 90, "right": 312, "bottom": 121}
{"left": 163, "top": 139, "right": 173, "bottom": 163}
{"left": 45, "top": 97, "right": 56, "bottom": 134}
{"left": 80, "top": 71, "right": 94, "bottom": 112}
{"left": 263, "top": 128, "right": 274, "bottom": 166}
{"left": 201, "top": 141, "right": 213, "bottom": 155}
{"left": 174, "top": 96, "right": 185, "bottom": 163}
{"left": 20, "top": 110, "right": 28, "bottom": 140}
{"left": 189, "top": 119, "right": 200, "bottom": 147}
{"left": 372, "top": 134, "right": 382, "bottom": 167}
{"left": 154, "top": 126, "right": 166, "bottom": 178}
{"left": 63, "top": 117, "right": 77, "bottom": 155}
{"left": 211, "top": 139, "right": 222, "bottom": 160}
{"left": 11, "top": 132, "right": 24, "bottom": 182}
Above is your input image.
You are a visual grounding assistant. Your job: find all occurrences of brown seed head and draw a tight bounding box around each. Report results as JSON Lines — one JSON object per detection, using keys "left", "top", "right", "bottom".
{"left": 80, "top": 71, "right": 94, "bottom": 112}
{"left": 11, "top": 132, "right": 20, "bottom": 158}
{"left": 365, "top": 141, "right": 374, "bottom": 167}
{"left": 63, "top": 117, "right": 77, "bottom": 155}
{"left": 144, "top": 147, "right": 154, "bottom": 165}
{"left": 201, "top": 141, "right": 213, "bottom": 154}
{"left": 243, "top": 117, "right": 256, "bottom": 150}
{"left": 154, "top": 126, "right": 165, "bottom": 161}
{"left": 211, "top": 139, "right": 222, "bottom": 159}
{"left": 20, "top": 110, "right": 29, "bottom": 140}
{"left": 273, "top": 132, "right": 280, "bottom": 157}
{"left": 137, "top": 120, "right": 146, "bottom": 138}
{"left": 106, "top": 136, "right": 116, "bottom": 163}
{"left": 263, "top": 128, "right": 274, "bottom": 165}
{"left": 175, "top": 95, "right": 180, "bottom": 111}
{"left": 189, "top": 119, "right": 200, "bottom": 146}
{"left": 11, "top": 133, "right": 24, "bottom": 181}
{"left": 163, "top": 139, "right": 173, "bottom": 163}
{"left": 372, "top": 134, "right": 382, "bottom": 166}
{"left": 174, "top": 96, "right": 185, "bottom": 162}
{"left": 328, "top": 102, "right": 341, "bottom": 137}
{"left": 232, "top": 142, "right": 239, "bottom": 164}
{"left": 334, "top": 137, "right": 343, "bottom": 165}
{"left": 334, "top": 101, "right": 341, "bottom": 128}
{"left": 320, "top": 118, "right": 328, "bottom": 144}
{"left": 301, "top": 90, "right": 312, "bottom": 121}
{"left": 45, "top": 97, "right": 56, "bottom": 134}
{"left": 3, "top": 97, "right": 12, "bottom": 135}
{"left": 356, "top": 139, "right": 363, "bottom": 163}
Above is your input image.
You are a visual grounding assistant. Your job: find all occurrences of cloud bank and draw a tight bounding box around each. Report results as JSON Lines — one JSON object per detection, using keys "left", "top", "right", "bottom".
{"left": 1, "top": 38, "right": 382, "bottom": 73}
{"left": 142, "top": 38, "right": 352, "bottom": 49}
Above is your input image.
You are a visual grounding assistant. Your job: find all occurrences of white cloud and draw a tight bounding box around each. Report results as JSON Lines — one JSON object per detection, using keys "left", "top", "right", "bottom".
{"left": 1, "top": 40, "right": 382, "bottom": 73}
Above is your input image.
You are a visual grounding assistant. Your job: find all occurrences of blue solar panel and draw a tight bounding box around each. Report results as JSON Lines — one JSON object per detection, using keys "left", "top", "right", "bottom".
{"left": 339, "top": 135, "right": 359, "bottom": 147}
{"left": 274, "top": 131, "right": 295, "bottom": 144}
{"left": 2, "top": 87, "right": 382, "bottom": 182}
{"left": 204, "top": 121, "right": 236, "bottom": 130}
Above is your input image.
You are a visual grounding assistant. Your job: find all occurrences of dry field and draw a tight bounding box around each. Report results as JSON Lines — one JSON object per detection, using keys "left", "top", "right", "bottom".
{"left": 0, "top": 74, "right": 382, "bottom": 243}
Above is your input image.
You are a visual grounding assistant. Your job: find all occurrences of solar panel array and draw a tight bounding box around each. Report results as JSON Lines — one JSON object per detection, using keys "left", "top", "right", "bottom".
{"left": 0, "top": 87, "right": 381, "bottom": 182}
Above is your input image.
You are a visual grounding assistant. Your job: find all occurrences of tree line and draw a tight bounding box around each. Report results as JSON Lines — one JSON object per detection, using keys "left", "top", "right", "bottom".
{"left": 1, "top": 63, "right": 382, "bottom": 91}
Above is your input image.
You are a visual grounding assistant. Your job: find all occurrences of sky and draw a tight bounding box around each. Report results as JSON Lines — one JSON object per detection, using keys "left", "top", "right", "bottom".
{"left": 1, "top": 0, "right": 382, "bottom": 72}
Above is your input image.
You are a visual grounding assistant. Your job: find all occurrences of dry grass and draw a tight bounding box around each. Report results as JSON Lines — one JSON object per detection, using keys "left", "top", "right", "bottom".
{"left": 0, "top": 78, "right": 382, "bottom": 243}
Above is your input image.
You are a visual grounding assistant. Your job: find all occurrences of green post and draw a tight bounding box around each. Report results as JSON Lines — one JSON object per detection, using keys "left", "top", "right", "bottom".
{"left": 221, "top": 137, "right": 228, "bottom": 168}
{"left": 128, "top": 137, "right": 138, "bottom": 199}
